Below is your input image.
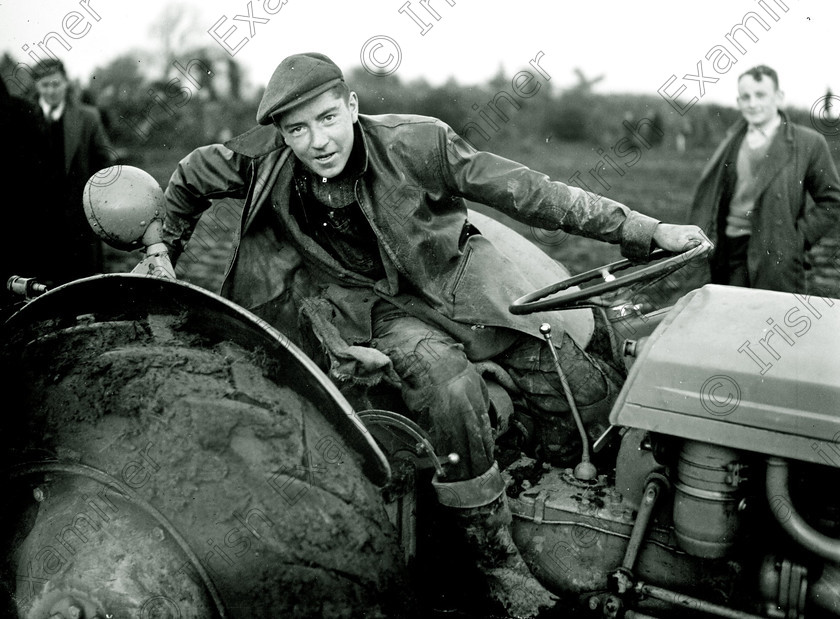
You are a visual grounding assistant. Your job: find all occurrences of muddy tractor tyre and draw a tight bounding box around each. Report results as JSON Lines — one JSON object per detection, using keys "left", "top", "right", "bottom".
{"left": 0, "top": 275, "right": 409, "bottom": 619}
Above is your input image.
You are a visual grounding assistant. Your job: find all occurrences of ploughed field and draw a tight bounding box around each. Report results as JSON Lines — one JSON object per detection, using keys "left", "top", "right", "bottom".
{"left": 104, "top": 141, "right": 840, "bottom": 301}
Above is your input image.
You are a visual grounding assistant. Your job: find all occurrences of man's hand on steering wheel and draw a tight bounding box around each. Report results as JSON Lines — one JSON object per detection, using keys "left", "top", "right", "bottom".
{"left": 652, "top": 223, "right": 714, "bottom": 255}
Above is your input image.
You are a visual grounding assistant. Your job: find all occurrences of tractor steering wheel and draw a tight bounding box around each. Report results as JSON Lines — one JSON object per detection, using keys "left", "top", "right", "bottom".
{"left": 509, "top": 244, "right": 707, "bottom": 314}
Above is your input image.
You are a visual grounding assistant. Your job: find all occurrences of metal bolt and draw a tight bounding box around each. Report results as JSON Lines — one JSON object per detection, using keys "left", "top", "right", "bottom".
{"left": 33, "top": 487, "right": 45, "bottom": 502}
{"left": 151, "top": 527, "right": 165, "bottom": 542}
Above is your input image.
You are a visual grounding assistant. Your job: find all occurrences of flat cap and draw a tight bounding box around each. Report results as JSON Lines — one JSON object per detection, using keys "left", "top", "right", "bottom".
{"left": 256, "top": 52, "right": 344, "bottom": 125}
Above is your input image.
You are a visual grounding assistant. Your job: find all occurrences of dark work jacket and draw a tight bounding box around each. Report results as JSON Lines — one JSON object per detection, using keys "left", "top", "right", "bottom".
{"left": 162, "top": 114, "right": 660, "bottom": 353}
{"left": 688, "top": 111, "right": 840, "bottom": 293}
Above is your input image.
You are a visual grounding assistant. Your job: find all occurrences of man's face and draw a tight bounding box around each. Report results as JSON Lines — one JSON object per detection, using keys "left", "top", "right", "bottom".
{"left": 36, "top": 71, "right": 69, "bottom": 108}
{"left": 737, "top": 75, "right": 783, "bottom": 128}
{"left": 277, "top": 89, "right": 359, "bottom": 179}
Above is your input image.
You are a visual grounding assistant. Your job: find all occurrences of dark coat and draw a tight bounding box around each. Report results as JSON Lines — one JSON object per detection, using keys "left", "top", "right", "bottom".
{"left": 688, "top": 111, "right": 840, "bottom": 293}
{"left": 1, "top": 82, "right": 43, "bottom": 306}
{"left": 162, "top": 114, "right": 660, "bottom": 352}
{"left": 60, "top": 100, "right": 114, "bottom": 191}
{"left": 36, "top": 98, "right": 115, "bottom": 285}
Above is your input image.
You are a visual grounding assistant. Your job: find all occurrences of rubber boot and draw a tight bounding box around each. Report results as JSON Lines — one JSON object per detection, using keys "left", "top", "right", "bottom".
{"left": 433, "top": 463, "right": 558, "bottom": 618}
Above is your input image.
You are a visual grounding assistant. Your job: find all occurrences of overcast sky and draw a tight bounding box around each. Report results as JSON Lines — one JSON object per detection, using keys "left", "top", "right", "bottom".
{"left": 2, "top": 0, "right": 837, "bottom": 114}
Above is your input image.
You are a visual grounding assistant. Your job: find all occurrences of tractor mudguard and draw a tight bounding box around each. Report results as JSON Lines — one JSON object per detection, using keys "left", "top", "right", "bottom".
{"left": 2, "top": 273, "right": 390, "bottom": 485}
{"left": 0, "top": 274, "right": 410, "bottom": 618}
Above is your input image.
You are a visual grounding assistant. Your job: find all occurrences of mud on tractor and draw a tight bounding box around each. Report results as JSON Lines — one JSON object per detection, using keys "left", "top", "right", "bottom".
{"left": 2, "top": 166, "right": 839, "bottom": 619}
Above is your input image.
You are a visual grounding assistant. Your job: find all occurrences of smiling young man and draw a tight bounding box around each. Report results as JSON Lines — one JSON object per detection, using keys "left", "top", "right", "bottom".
{"left": 160, "top": 52, "right": 711, "bottom": 617}
{"left": 688, "top": 65, "right": 840, "bottom": 293}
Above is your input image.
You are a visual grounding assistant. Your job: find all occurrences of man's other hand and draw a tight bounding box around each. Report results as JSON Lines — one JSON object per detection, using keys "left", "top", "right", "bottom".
{"left": 652, "top": 223, "right": 714, "bottom": 256}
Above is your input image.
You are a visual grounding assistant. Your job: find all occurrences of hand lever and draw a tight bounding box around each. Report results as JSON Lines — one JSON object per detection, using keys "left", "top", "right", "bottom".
{"left": 539, "top": 323, "right": 597, "bottom": 481}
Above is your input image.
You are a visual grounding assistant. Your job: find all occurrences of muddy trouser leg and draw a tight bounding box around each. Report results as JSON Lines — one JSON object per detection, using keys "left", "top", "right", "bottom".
{"left": 371, "top": 304, "right": 557, "bottom": 617}
{"left": 371, "top": 304, "right": 494, "bottom": 482}
{"left": 495, "top": 329, "right": 625, "bottom": 466}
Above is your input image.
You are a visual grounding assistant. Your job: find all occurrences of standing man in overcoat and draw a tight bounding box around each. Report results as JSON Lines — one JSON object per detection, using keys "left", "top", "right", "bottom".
{"left": 689, "top": 65, "right": 840, "bottom": 293}
{"left": 32, "top": 58, "right": 115, "bottom": 286}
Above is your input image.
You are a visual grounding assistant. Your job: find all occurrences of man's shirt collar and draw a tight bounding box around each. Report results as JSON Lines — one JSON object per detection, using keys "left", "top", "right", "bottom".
{"left": 39, "top": 98, "right": 65, "bottom": 121}
{"left": 745, "top": 112, "right": 781, "bottom": 148}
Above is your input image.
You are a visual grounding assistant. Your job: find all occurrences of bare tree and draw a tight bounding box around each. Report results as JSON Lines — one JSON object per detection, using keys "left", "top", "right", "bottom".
{"left": 149, "top": 2, "right": 203, "bottom": 75}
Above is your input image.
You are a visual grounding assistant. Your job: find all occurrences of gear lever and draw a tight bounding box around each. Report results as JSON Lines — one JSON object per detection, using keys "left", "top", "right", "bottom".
{"left": 539, "top": 323, "right": 597, "bottom": 481}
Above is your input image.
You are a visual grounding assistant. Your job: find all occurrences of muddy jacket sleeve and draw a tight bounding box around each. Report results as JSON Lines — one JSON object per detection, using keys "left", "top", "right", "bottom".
{"left": 162, "top": 144, "right": 251, "bottom": 263}
{"left": 437, "top": 123, "right": 660, "bottom": 262}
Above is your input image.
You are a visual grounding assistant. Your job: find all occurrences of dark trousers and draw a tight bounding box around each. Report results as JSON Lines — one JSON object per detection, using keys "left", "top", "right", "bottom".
{"left": 718, "top": 234, "right": 750, "bottom": 287}
{"left": 370, "top": 302, "right": 622, "bottom": 481}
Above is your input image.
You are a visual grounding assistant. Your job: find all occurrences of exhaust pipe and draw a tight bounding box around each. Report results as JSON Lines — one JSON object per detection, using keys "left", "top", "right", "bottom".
{"left": 765, "top": 457, "right": 840, "bottom": 563}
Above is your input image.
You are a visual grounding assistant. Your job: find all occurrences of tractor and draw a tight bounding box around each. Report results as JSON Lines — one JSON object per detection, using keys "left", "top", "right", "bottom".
{"left": 2, "top": 166, "right": 839, "bottom": 618}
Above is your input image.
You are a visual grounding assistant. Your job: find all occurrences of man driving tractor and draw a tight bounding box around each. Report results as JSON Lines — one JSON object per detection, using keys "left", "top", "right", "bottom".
{"left": 155, "top": 52, "right": 712, "bottom": 617}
